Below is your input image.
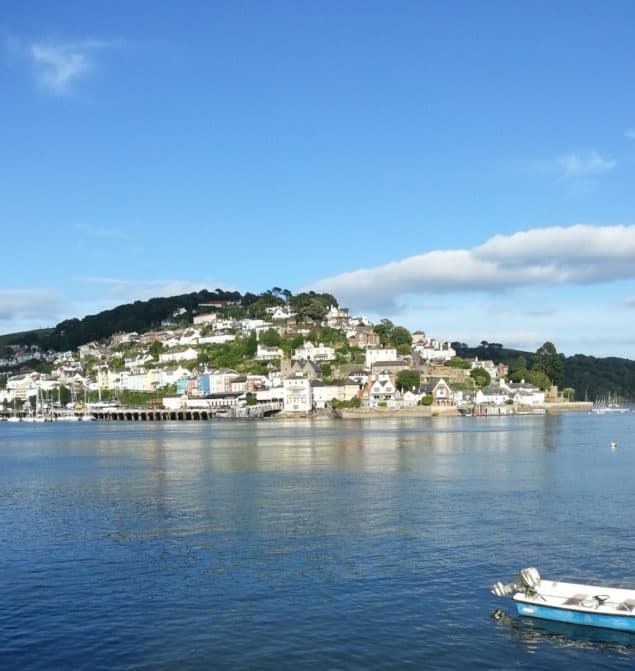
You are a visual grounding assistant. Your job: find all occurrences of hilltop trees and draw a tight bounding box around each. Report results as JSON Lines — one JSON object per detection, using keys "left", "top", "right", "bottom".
{"left": 289, "top": 291, "right": 337, "bottom": 321}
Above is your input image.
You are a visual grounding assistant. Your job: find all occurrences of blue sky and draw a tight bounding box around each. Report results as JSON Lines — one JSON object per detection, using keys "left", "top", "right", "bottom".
{"left": 2, "top": 1, "right": 635, "bottom": 357}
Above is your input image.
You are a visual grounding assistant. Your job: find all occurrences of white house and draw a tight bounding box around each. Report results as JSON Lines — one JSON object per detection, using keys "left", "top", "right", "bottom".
{"left": 323, "top": 304, "right": 349, "bottom": 328}
{"left": 283, "top": 375, "right": 312, "bottom": 412}
{"left": 310, "top": 380, "right": 359, "bottom": 408}
{"left": 475, "top": 385, "right": 510, "bottom": 406}
{"left": 470, "top": 357, "right": 498, "bottom": 379}
{"left": 366, "top": 370, "right": 397, "bottom": 407}
{"left": 412, "top": 338, "right": 456, "bottom": 363}
{"left": 193, "top": 312, "right": 217, "bottom": 326}
{"left": 402, "top": 390, "right": 423, "bottom": 406}
{"left": 500, "top": 379, "right": 545, "bottom": 405}
{"left": 293, "top": 342, "right": 336, "bottom": 362}
{"left": 365, "top": 347, "right": 397, "bottom": 369}
{"left": 159, "top": 347, "right": 198, "bottom": 363}
{"left": 179, "top": 328, "right": 202, "bottom": 345}
{"left": 162, "top": 394, "right": 188, "bottom": 410}
{"left": 267, "top": 306, "right": 296, "bottom": 320}
{"left": 156, "top": 366, "right": 191, "bottom": 388}
{"left": 239, "top": 319, "right": 272, "bottom": 336}
{"left": 198, "top": 334, "right": 236, "bottom": 345}
{"left": 256, "top": 345, "right": 283, "bottom": 361}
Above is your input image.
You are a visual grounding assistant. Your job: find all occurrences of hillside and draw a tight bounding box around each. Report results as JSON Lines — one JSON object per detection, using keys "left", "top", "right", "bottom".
{"left": 2, "top": 289, "right": 634, "bottom": 401}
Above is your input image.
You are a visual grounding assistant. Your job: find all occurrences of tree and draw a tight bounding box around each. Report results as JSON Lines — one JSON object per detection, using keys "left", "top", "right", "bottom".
{"left": 149, "top": 340, "right": 164, "bottom": 360}
{"left": 533, "top": 341, "right": 564, "bottom": 386}
{"left": 562, "top": 387, "right": 576, "bottom": 401}
{"left": 245, "top": 331, "right": 257, "bottom": 358}
{"left": 259, "top": 329, "right": 280, "bottom": 347}
{"left": 509, "top": 355, "right": 527, "bottom": 373}
{"left": 320, "top": 363, "right": 332, "bottom": 381}
{"left": 448, "top": 356, "right": 471, "bottom": 369}
{"left": 373, "top": 319, "right": 394, "bottom": 345}
{"left": 470, "top": 368, "right": 491, "bottom": 388}
{"left": 396, "top": 369, "right": 420, "bottom": 392}
{"left": 391, "top": 326, "right": 412, "bottom": 348}
{"left": 526, "top": 368, "right": 551, "bottom": 391}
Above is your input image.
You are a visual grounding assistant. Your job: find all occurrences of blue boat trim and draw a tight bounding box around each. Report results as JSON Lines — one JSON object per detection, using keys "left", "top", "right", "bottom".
{"left": 514, "top": 600, "right": 635, "bottom": 633}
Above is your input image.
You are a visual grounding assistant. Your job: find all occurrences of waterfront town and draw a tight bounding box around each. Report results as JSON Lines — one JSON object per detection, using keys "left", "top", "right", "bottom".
{"left": 0, "top": 301, "right": 582, "bottom": 421}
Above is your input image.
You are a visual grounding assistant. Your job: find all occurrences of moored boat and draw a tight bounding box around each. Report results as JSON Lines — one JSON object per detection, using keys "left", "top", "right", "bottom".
{"left": 591, "top": 392, "right": 630, "bottom": 414}
{"left": 492, "top": 568, "right": 635, "bottom": 633}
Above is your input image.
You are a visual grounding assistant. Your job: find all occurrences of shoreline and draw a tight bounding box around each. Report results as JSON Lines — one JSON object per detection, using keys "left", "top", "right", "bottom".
{"left": 277, "top": 401, "right": 595, "bottom": 420}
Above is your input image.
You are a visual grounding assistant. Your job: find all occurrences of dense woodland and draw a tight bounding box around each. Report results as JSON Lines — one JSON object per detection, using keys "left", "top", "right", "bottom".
{"left": 452, "top": 341, "right": 635, "bottom": 402}
{"left": 1, "top": 289, "right": 634, "bottom": 401}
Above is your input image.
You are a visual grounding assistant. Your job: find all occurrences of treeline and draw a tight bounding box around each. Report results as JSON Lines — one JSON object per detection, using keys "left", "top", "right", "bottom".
{"left": 452, "top": 341, "right": 635, "bottom": 401}
{"left": 1, "top": 288, "right": 338, "bottom": 353}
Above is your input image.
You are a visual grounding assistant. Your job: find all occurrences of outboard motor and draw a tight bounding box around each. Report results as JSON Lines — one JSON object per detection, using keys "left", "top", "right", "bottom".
{"left": 491, "top": 567, "right": 541, "bottom": 598}
{"left": 491, "top": 580, "right": 515, "bottom": 597}
{"left": 518, "top": 567, "right": 541, "bottom": 591}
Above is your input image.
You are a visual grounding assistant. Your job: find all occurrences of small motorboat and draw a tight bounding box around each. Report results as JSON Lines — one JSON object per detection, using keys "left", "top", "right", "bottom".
{"left": 492, "top": 568, "right": 635, "bottom": 633}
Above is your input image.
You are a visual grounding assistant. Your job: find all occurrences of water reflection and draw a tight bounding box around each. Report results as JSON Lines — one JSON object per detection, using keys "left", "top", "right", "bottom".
{"left": 492, "top": 608, "right": 635, "bottom": 657}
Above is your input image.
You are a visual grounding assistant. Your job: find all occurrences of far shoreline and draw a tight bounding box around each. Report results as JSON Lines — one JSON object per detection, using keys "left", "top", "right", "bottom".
{"left": 279, "top": 401, "right": 594, "bottom": 420}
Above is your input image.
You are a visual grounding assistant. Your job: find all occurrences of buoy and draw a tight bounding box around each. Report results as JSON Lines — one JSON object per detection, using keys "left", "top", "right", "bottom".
{"left": 610, "top": 441, "right": 617, "bottom": 450}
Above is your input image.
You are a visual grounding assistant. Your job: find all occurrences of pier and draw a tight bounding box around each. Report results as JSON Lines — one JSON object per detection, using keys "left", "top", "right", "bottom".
{"left": 0, "top": 402, "right": 283, "bottom": 422}
{"left": 92, "top": 401, "right": 283, "bottom": 421}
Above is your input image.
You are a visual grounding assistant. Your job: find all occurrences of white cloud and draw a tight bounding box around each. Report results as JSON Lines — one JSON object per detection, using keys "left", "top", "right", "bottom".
{"left": 557, "top": 151, "right": 616, "bottom": 178}
{"left": 625, "top": 129, "right": 635, "bottom": 140}
{"left": 7, "top": 36, "right": 118, "bottom": 94}
{"left": 0, "top": 289, "right": 67, "bottom": 332}
{"left": 306, "top": 224, "right": 635, "bottom": 311}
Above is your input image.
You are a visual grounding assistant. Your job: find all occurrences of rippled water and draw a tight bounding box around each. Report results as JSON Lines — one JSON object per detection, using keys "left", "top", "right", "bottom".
{"left": 2, "top": 413, "right": 635, "bottom": 669}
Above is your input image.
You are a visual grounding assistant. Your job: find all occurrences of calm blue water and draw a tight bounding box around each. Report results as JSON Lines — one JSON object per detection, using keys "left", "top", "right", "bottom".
{"left": 2, "top": 413, "right": 635, "bottom": 669}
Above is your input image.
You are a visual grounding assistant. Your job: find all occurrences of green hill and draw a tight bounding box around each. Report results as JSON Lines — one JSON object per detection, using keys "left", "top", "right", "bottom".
{"left": 2, "top": 290, "right": 633, "bottom": 402}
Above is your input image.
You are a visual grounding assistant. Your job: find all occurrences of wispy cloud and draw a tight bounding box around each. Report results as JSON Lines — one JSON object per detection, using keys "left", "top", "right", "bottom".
{"left": 73, "top": 224, "right": 128, "bottom": 240}
{"left": 557, "top": 151, "right": 616, "bottom": 178}
{"left": 7, "top": 36, "right": 119, "bottom": 95}
{"left": 525, "top": 151, "right": 617, "bottom": 181}
{"left": 626, "top": 129, "right": 635, "bottom": 141}
{"left": 306, "top": 224, "right": 635, "bottom": 312}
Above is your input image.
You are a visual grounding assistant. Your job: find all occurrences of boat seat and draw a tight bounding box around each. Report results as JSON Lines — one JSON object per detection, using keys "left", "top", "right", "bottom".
{"left": 618, "top": 599, "right": 635, "bottom": 612}
{"left": 563, "top": 593, "right": 587, "bottom": 605}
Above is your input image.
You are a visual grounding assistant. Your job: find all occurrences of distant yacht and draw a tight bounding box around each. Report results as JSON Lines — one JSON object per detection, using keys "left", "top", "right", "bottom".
{"left": 592, "top": 392, "right": 630, "bottom": 414}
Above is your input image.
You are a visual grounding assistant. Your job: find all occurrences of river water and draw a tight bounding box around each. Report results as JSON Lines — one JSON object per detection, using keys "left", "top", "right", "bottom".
{"left": 1, "top": 413, "right": 635, "bottom": 669}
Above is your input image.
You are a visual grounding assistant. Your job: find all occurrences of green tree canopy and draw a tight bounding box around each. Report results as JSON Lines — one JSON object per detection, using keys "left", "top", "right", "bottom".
{"left": 533, "top": 341, "right": 564, "bottom": 386}
{"left": 447, "top": 356, "right": 471, "bottom": 369}
{"left": 245, "top": 331, "right": 258, "bottom": 358}
{"left": 469, "top": 367, "right": 491, "bottom": 388}
{"left": 259, "top": 329, "right": 281, "bottom": 347}
{"left": 391, "top": 326, "right": 412, "bottom": 348}
{"left": 396, "top": 369, "right": 420, "bottom": 392}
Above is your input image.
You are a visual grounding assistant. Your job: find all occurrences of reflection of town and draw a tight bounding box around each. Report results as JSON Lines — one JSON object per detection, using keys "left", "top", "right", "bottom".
{"left": 88, "top": 414, "right": 561, "bottom": 500}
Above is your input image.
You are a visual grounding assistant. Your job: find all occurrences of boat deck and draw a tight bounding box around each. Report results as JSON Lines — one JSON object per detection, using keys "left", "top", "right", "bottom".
{"left": 514, "top": 580, "right": 635, "bottom": 616}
